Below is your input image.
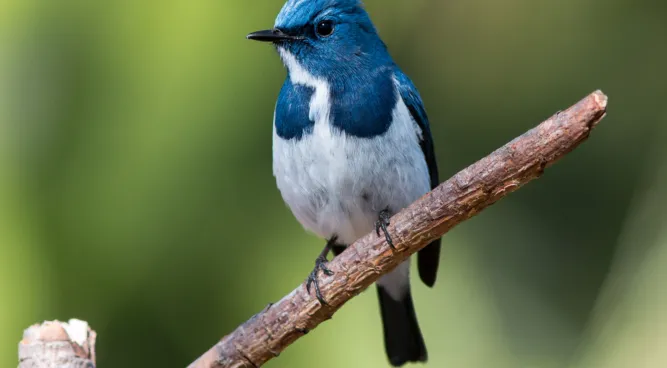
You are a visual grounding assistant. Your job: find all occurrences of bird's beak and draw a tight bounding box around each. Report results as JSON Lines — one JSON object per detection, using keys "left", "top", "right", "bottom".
{"left": 247, "top": 29, "right": 296, "bottom": 42}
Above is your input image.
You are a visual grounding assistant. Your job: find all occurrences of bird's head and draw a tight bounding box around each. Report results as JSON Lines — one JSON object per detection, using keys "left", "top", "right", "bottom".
{"left": 247, "top": 0, "right": 391, "bottom": 79}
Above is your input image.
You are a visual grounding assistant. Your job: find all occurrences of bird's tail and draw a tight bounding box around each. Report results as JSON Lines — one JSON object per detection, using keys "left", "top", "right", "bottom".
{"left": 376, "top": 284, "right": 427, "bottom": 366}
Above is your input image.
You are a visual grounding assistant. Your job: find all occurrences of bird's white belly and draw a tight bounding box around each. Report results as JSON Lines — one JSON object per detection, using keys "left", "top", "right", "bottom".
{"left": 272, "top": 98, "right": 430, "bottom": 245}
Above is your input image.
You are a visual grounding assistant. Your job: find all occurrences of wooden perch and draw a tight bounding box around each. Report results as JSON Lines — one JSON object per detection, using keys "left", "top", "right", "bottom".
{"left": 19, "top": 319, "right": 97, "bottom": 368}
{"left": 17, "top": 91, "right": 607, "bottom": 368}
{"left": 188, "top": 91, "right": 608, "bottom": 367}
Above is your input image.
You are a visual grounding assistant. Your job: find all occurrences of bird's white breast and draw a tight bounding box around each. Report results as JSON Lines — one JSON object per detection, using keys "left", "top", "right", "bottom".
{"left": 272, "top": 50, "right": 430, "bottom": 246}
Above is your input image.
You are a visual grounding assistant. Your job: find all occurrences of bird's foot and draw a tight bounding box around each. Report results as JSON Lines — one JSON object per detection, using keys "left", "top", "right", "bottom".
{"left": 306, "top": 255, "right": 334, "bottom": 305}
{"left": 375, "top": 209, "right": 395, "bottom": 250}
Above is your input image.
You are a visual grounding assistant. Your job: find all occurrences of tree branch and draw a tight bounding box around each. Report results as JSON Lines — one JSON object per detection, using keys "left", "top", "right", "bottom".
{"left": 188, "top": 91, "right": 608, "bottom": 368}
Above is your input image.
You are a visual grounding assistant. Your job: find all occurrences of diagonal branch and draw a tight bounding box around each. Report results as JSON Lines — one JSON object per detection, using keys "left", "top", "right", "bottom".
{"left": 189, "top": 90, "right": 608, "bottom": 368}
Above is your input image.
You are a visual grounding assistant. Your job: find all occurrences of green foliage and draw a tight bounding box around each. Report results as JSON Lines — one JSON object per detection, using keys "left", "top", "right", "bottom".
{"left": 1, "top": 1, "right": 666, "bottom": 367}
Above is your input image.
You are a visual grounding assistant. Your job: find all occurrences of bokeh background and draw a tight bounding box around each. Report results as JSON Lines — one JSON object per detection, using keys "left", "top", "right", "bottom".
{"left": 1, "top": 0, "right": 666, "bottom": 367}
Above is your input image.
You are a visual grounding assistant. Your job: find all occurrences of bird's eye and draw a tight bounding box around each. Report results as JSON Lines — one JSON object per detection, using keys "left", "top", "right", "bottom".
{"left": 315, "top": 20, "right": 335, "bottom": 37}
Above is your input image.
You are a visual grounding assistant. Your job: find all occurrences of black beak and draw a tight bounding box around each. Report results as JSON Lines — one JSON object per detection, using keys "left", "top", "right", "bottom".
{"left": 247, "top": 29, "right": 296, "bottom": 42}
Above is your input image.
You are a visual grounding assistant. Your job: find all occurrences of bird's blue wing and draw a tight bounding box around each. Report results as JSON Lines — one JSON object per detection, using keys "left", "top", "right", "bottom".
{"left": 394, "top": 71, "right": 439, "bottom": 196}
{"left": 395, "top": 70, "right": 441, "bottom": 288}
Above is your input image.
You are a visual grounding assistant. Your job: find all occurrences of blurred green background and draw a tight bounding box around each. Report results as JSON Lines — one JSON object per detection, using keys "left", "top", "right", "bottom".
{"left": 1, "top": 0, "right": 666, "bottom": 367}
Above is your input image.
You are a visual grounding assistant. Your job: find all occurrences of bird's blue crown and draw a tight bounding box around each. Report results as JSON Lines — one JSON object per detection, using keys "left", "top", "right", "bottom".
{"left": 272, "top": 0, "right": 390, "bottom": 78}
{"left": 275, "top": 0, "right": 363, "bottom": 31}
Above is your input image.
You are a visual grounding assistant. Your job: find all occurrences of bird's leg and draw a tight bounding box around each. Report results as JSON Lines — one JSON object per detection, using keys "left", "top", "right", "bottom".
{"left": 306, "top": 236, "right": 337, "bottom": 305}
{"left": 375, "top": 209, "right": 395, "bottom": 250}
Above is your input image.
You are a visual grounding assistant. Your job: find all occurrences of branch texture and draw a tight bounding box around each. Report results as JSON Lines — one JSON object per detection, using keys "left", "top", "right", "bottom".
{"left": 189, "top": 91, "right": 607, "bottom": 368}
{"left": 19, "top": 319, "right": 97, "bottom": 368}
{"left": 194, "top": 90, "right": 607, "bottom": 367}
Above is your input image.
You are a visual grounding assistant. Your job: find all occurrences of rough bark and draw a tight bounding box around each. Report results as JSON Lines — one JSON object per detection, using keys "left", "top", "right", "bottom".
{"left": 18, "top": 319, "right": 96, "bottom": 368}
{"left": 188, "top": 90, "right": 608, "bottom": 368}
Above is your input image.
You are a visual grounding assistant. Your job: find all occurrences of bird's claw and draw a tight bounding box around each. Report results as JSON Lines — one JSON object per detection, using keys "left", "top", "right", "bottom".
{"left": 306, "top": 255, "right": 333, "bottom": 305}
{"left": 375, "top": 209, "right": 395, "bottom": 250}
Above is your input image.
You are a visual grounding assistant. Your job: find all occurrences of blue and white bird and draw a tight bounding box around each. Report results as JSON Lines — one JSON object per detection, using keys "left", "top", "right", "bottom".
{"left": 248, "top": 0, "right": 441, "bottom": 365}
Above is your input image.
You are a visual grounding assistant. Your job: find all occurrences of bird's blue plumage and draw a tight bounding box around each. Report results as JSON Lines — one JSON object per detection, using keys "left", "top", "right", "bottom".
{"left": 394, "top": 71, "right": 439, "bottom": 189}
{"left": 276, "top": 0, "right": 363, "bottom": 33}
{"left": 275, "top": 79, "right": 314, "bottom": 140}
{"left": 273, "top": 0, "right": 389, "bottom": 79}
{"left": 276, "top": 64, "right": 397, "bottom": 140}
{"left": 329, "top": 66, "right": 396, "bottom": 137}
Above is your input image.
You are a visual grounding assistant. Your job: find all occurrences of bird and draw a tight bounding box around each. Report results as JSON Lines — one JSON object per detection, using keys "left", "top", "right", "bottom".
{"left": 247, "top": 0, "right": 441, "bottom": 366}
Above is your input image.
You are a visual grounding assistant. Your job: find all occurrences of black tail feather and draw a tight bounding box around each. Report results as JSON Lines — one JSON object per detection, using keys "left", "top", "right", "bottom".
{"left": 418, "top": 238, "right": 441, "bottom": 287}
{"left": 377, "top": 286, "right": 427, "bottom": 366}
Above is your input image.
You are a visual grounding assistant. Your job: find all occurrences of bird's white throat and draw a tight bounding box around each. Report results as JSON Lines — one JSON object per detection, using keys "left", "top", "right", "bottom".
{"left": 278, "top": 48, "right": 331, "bottom": 127}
